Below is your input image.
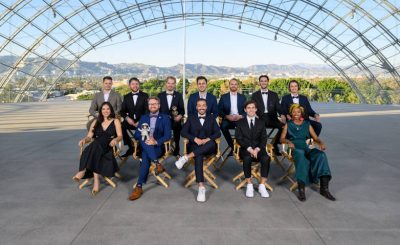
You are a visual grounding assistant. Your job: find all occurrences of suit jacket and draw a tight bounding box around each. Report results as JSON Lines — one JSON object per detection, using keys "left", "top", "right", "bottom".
{"left": 218, "top": 92, "right": 246, "bottom": 118}
{"left": 89, "top": 90, "right": 122, "bottom": 117}
{"left": 121, "top": 91, "right": 149, "bottom": 122}
{"left": 251, "top": 90, "right": 281, "bottom": 118}
{"left": 187, "top": 92, "right": 218, "bottom": 116}
{"left": 235, "top": 117, "right": 267, "bottom": 156}
{"left": 134, "top": 113, "right": 171, "bottom": 147}
{"left": 157, "top": 91, "right": 185, "bottom": 119}
{"left": 281, "top": 94, "right": 317, "bottom": 119}
{"left": 181, "top": 114, "right": 221, "bottom": 144}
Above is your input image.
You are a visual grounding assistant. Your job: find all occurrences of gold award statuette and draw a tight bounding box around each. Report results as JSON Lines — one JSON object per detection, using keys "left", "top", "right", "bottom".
{"left": 171, "top": 106, "right": 179, "bottom": 118}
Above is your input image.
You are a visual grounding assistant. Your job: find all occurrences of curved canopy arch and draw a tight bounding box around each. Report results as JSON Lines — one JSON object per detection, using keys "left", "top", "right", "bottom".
{"left": 0, "top": 0, "right": 399, "bottom": 103}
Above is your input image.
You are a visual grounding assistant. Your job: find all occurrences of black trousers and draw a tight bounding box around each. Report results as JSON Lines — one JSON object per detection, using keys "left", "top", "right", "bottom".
{"left": 240, "top": 149, "right": 270, "bottom": 179}
{"left": 220, "top": 119, "right": 236, "bottom": 149}
{"left": 122, "top": 120, "right": 136, "bottom": 149}
{"left": 171, "top": 120, "right": 182, "bottom": 154}
{"left": 309, "top": 120, "right": 322, "bottom": 136}
{"left": 261, "top": 113, "right": 284, "bottom": 146}
{"left": 188, "top": 141, "right": 217, "bottom": 183}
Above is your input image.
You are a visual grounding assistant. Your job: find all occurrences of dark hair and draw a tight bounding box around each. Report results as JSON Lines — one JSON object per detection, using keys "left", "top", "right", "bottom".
{"left": 148, "top": 96, "right": 160, "bottom": 103}
{"left": 244, "top": 100, "right": 257, "bottom": 109}
{"left": 288, "top": 79, "right": 300, "bottom": 90}
{"left": 196, "top": 76, "right": 208, "bottom": 84}
{"left": 94, "top": 102, "right": 116, "bottom": 130}
{"left": 166, "top": 76, "right": 176, "bottom": 83}
{"left": 258, "top": 75, "right": 269, "bottom": 82}
{"left": 128, "top": 77, "right": 140, "bottom": 84}
{"left": 103, "top": 76, "right": 112, "bottom": 82}
{"left": 229, "top": 78, "right": 239, "bottom": 84}
{"left": 196, "top": 98, "right": 207, "bottom": 105}
{"left": 258, "top": 75, "right": 269, "bottom": 81}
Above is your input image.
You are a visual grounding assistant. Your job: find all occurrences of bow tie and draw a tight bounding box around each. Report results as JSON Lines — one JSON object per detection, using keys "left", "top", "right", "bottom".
{"left": 292, "top": 96, "right": 299, "bottom": 99}
{"left": 150, "top": 114, "right": 158, "bottom": 118}
{"left": 132, "top": 92, "right": 139, "bottom": 95}
{"left": 198, "top": 116, "right": 206, "bottom": 120}
{"left": 166, "top": 93, "right": 173, "bottom": 96}
{"left": 262, "top": 92, "right": 268, "bottom": 95}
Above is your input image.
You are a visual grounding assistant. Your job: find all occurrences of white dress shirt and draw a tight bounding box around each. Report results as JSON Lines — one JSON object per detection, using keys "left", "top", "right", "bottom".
{"left": 230, "top": 92, "right": 239, "bottom": 115}
{"left": 291, "top": 93, "right": 299, "bottom": 104}
{"left": 166, "top": 90, "right": 174, "bottom": 109}
{"left": 103, "top": 91, "right": 110, "bottom": 102}
{"left": 199, "top": 92, "right": 207, "bottom": 99}
{"left": 246, "top": 115, "right": 260, "bottom": 152}
{"left": 132, "top": 91, "right": 139, "bottom": 105}
{"left": 261, "top": 89, "right": 268, "bottom": 113}
{"left": 198, "top": 113, "right": 206, "bottom": 126}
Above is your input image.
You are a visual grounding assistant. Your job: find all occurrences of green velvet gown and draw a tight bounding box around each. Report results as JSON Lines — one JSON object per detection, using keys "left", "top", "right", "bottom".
{"left": 287, "top": 120, "right": 331, "bottom": 185}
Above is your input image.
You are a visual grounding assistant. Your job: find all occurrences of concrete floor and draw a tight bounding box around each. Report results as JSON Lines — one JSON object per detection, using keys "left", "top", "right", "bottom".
{"left": 0, "top": 101, "right": 399, "bottom": 245}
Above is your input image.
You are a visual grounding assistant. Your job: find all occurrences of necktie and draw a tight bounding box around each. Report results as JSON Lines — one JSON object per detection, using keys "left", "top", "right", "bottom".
{"left": 250, "top": 119, "right": 254, "bottom": 129}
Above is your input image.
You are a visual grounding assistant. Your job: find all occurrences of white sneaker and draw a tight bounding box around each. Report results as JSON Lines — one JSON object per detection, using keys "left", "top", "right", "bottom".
{"left": 175, "top": 155, "right": 188, "bottom": 169}
{"left": 197, "top": 186, "right": 206, "bottom": 202}
{"left": 258, "top": 184, "right": 270, "bottom": 198}
{"left": 246, "top": 183, "right": 254, "bottom": 198}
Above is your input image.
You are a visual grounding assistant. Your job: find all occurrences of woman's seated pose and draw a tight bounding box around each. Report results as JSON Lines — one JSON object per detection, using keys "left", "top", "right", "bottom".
{"left": 280, "top": 104, "right": 335, "bottom": 202}
{"left": 73, "top": 102, "right": 122, "bottom": 195}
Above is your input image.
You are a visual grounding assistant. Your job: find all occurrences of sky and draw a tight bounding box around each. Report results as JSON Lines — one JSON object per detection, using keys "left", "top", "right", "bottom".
{"left": 82, "top": 20, "right": 323, "bottom": 67}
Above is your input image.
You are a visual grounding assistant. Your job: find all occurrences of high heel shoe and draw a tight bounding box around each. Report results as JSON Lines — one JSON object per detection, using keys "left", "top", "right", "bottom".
{"left": 91, "top": 189, "right": 99, "bottom": 196}
{"left": 72, "top": 176, "right": 81, "bottom": 183}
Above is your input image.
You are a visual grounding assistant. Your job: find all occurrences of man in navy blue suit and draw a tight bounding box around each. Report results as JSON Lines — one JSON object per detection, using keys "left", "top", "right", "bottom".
{"left": 281, "top": 80, "right": 322, "bottom": 135}
{"left": 218, "top": 78, "right": 246, "bottom": 155}
{"left": 157, "top": 76, "right": 185, "bottom": 156}
{"left": 175, "top": 99, "right": 221, "bottom": 202}
{"left": 129, "top": 97, "right": 171, "bottom": 201}
{"left": 187, "top": 76, "right": 218, "bottom": 116}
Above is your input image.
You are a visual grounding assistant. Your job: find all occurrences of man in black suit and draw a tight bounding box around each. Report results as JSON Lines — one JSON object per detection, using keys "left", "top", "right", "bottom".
{"left": 157, "top": 76, "right": 185, "bottom": 156}
{"left": 218, "top": 78, "right": 246, "bottom": 155}
{"left": 281, "top": 79, "right": 322, "bottom": 135}
{"left": 251, "top": 75, "right": 285, "bottom": 153}
{"left": 235, "top": 100, "right": 270, "bottom": 198}
{"left": 120, "top": 77, "right": 149, "bottom": 157}
{"left": 175, "top": 98, "right": 221, "bottom": 202}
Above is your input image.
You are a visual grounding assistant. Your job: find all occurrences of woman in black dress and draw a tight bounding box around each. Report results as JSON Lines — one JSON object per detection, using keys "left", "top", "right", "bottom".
{"left": 72, "top": 102, "right": 122, "bottom": 195}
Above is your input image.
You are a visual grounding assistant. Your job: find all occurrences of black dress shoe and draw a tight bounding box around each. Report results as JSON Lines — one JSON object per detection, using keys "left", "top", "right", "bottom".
{"left": 297, "top": 182, "right": 306, "bottom": 202}
{"left": 227, "top": 150, "right": 233, "bottom": 157}
{"left": 173, "top": 149, "right": 180, "bottom": 157}
{"left": 320, "top": 190, "right": 336, "bottom": 201}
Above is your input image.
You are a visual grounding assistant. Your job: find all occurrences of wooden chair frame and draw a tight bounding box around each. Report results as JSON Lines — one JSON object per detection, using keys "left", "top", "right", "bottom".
{"left": 232, "top": 139, "right": 274, "bottom": 192}
{"left": 132, "top": 139, "right": 174, "bottom": 188}
{"left": 78, "top": 141, "right": 121, "bottom": 190}
{"left": 182, "top": 138, "right": 221, "bottom": 189}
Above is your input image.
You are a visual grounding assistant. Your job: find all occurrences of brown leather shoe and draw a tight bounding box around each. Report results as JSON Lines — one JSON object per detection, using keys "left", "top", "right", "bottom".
{"left": 155, "top": 163, "right": 165, "bottom": 175}
{"left": 128, "top": 186, "right": 143, "bottom": 201}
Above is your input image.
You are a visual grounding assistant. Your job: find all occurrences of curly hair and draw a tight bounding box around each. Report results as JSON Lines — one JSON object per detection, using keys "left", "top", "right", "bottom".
{"left": 289, "top": 103, "right": 305, "bottom": 117}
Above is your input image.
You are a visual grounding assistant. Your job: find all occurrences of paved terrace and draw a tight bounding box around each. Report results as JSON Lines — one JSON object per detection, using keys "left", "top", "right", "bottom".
{"left": 0, "top": 101, "right": 399, "bottom": 245}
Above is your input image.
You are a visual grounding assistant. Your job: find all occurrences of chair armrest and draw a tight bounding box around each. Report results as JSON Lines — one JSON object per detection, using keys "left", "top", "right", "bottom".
{"left": 215, "top": 138, "right": 221, "bottom": 157}
{"left": 233, "top": 139, "right": 241, "bottom": 160}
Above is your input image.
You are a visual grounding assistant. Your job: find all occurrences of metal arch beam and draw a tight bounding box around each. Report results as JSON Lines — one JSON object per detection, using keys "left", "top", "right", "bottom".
{"left": 0, "top": 0, "right": 28, "bottom": 25}
{"left": 245, "top": 0, "right": 380, "bottom": 89}
{"left": 23, "top": 1, "right": 367, "bottom": 102}
{"left": 2, "top": 0, "right": 389, "bottom": 102}
{"left": 274, "top": 0, "right": 298, "bottom": 37}
{"left": 38, "top": 12, "right": 366, "bottom": 103}
{"left": 303, "top": 0, "right": 400, "bottom": 85}
{"left": 108, "top": 0, "right": 130, "bottom": 33}
{"left": 77, "top": 0, "right": 112, "bottom": 39}
{"left": 0, "top": 0, "right": 103, "bottom": 91}
{"left": 13, "top": 0, "right": 166, "bottom": 101}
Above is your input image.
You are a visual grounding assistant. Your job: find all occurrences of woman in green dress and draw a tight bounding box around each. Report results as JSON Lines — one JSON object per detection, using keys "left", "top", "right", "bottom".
{"left": 280, "top": 104, "right": 335, "bottom": 202}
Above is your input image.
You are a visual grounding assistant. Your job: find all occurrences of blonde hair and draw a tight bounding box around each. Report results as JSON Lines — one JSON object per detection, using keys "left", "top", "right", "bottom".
{"left": 289, "top": 103, "right": 305, "bottom": 117}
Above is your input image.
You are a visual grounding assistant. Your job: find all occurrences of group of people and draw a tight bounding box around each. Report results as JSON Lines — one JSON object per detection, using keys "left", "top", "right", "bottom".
{"left": 73, "top": 75, "right": 336, "bottom": 203}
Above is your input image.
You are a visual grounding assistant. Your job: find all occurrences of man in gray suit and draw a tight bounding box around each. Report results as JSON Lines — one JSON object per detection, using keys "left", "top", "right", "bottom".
{"left": 87, "top": 76, "right": 122, "bottom": 129}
